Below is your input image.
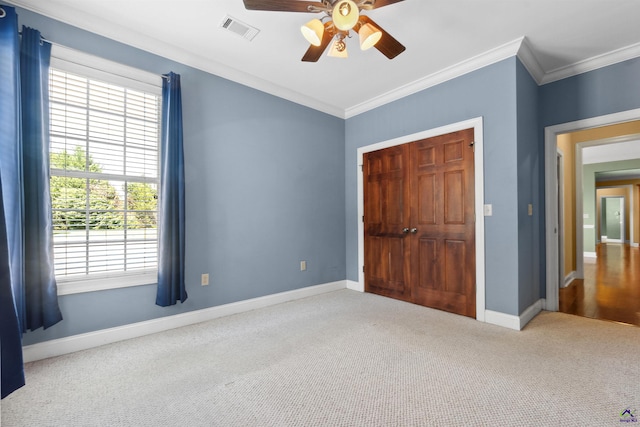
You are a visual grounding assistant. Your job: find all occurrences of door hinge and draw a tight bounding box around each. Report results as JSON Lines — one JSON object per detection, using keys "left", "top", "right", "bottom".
{"left": 363, "top": 265, "right": 365, "bottom": 273}
{"left": 362, "top": 215, "right": 365, "bottom": 222}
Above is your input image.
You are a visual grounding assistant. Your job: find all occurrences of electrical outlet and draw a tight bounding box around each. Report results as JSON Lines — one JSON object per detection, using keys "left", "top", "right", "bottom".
{"left": 201, "top": 273, "right": 209, "bottom": 286}
{"left": 300, "top": 261, "right": 307, "bottom": 271}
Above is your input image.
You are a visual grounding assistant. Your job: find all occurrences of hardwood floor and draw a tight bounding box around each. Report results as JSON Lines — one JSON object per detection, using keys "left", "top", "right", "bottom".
{"left": 560, "top": 243, "right": 640, "bottom": 326}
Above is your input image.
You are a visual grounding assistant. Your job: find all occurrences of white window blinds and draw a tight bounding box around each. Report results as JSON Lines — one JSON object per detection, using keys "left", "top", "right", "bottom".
{"left": 49, "top": 67, "right": 160, "bottom": 281}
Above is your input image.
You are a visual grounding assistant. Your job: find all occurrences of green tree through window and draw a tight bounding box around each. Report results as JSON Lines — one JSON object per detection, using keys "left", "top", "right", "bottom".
{"left": 50, "top": 147, "right": 123, "bottom": 231}
{"left": 50, "top": 147, "right": 158, "bottom": 232}
{"left": 126, "top": 182, "right": 157, "bottom": 229}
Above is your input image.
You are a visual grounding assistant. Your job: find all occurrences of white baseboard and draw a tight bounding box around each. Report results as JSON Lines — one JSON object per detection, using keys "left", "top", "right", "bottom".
{"left": 584, "top": 251, "right": 597, "bottom": 264}
{"left": 485, "top": 310, "right": 520, "bottom": 330}
{"left": 632, "top": 243, "right": 640, "bottom": 248}
{"left": 563, "top": 271, "right": 576, "bottom": 288}
{"left": 519, "top": 299, "right": 544, "bottom": 329}
{"left": 346, "top": 280, "right": 363, "bottom": 292}
{"left": 484, "top": 299, "right": 544, "bottom": 331}
{"left": 23, "top": 280, "right": 347, "bottom": 363}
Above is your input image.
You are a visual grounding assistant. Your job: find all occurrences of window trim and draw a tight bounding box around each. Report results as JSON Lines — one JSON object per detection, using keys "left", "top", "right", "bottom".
{"left": 50, "top": 45, "right": 162, "bottom": 96}
{"left": 50, "top": 45, "right": 162, "bottom": 295}
{"left": 57, "top": 271, "right": 157, "bottom": 296}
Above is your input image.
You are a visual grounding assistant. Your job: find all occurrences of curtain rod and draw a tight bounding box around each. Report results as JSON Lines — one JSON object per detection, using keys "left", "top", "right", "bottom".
{"left": 15, "top": 30, "right": 170, "bottom": 82}
{"left": 6, "top": 8, "right": 170, "bottom": 82}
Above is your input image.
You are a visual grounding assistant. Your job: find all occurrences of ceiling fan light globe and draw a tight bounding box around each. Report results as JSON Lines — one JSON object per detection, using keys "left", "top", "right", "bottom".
{"left": 301, "top": 19, "right": 324, "bottom": 46}
{"left": 359, "top": 23, "right": 382, "bottom": 50}
{"left": 332, "top": 0, "right": 359, "bottom": 31}
{"left": 328, "top": 39, "right": 349, "bottom": 58}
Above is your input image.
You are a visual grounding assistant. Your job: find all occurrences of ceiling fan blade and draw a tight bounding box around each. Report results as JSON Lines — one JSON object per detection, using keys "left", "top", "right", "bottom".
{"left": 301, "top": 23, "right": 334, "bottom": 62}
{"left": 359, "top": 0, "right": 404, "bottom": 10}
{"left": 360, "top": 15, "right": 405, "bottom": 59}
{"left": 243, "top": 0, "right": 325, "bottom": 12}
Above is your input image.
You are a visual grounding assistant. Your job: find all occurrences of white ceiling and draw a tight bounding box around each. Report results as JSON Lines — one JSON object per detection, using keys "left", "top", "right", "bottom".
{"left": 7, "top": 0, "right": 640, "bottom": 118}
{"left": 583, "top": 140, "right": 640, "bottom": 165}
{"left": 584, "top": 140, "right": 640, "bottom": 182}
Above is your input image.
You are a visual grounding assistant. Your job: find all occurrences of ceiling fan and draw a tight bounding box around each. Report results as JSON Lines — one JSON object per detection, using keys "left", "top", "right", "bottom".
{"left": 243, "top": 0, "right": 406, "bottom": 62}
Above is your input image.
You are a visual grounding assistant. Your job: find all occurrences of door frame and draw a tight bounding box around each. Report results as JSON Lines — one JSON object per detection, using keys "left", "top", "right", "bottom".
{"left": 597, "top": 185, "right": 634, "bottom": 245}
{"left": 356, "top": 117, "right": 486, "bottom": 322}
{"left": 556, "top": 148, "right": 566, "bottom": 287}
{"left": 544, "top": 107, "right": 640, "bottom": 312}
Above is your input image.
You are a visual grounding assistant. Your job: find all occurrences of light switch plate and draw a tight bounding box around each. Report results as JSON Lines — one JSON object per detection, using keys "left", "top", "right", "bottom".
{"left": 483, "top": 204, "right": 492, "bottom": 216}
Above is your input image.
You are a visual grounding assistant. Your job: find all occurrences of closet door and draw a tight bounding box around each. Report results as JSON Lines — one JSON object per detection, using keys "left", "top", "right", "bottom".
{"left": 363, "top": 129, "right": 476, "bottom": 318}
{"left": 363, "top": 144, "right": 411, "bottom": 301}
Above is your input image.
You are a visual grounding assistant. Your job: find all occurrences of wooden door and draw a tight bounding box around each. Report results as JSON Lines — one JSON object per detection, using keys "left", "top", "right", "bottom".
{"left": 363, "top": 144, "right": 411, "bottom": 301}
{"left": 409, "top": 129, "right": 476, "bottom": 317}
{"left": 363, "top": 129, "right": 476, "bottom": 317}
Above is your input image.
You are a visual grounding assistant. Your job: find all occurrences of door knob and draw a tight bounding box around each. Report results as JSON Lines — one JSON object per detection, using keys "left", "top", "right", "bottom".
{"left": 410, "top": 228, "right": 418, "bottom": 234}
{"left": 402, "top": 228, "right": 410, "bottom": 234}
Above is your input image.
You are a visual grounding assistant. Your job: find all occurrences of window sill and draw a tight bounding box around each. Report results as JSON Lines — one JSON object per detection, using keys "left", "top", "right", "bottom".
{"left": 57, "top": 271, "right": 157, "bottom": 296}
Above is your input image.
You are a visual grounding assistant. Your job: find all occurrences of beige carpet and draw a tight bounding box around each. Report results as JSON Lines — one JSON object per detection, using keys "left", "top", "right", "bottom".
{"left": 2, "top": 289, "right": 639, "bottom": 426}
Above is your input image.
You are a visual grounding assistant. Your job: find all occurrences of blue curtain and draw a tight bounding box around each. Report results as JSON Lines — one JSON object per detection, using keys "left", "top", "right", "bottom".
{"left": 156, "top": 72, "right": 187, "bottom": 306}
{"left": 21, "top": 26, "right": 62, "bottom": 330}
{"left": 0, "top": 5, "right": 26, "bottom": 399}
{"left": 1, "top": 8, "right": 63, "bottom": 398}
{"left": 0, "top": 177, "right": 25, "bottom": 399}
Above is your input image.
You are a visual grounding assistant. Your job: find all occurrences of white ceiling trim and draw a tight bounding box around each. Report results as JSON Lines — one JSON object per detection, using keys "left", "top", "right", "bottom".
{"left": 345, "top": 38, "right": 640, "bottom": 116}
{"left": 515, "top": 37, "right": 545, "bottom": 85}
{"left": 540, "top": 41, "right": 640, "bottom": 85}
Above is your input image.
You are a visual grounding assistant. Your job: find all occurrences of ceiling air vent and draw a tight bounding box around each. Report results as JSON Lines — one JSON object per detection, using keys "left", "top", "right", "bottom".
{"left": 220, "top": 15, "right": 260, "bottom": 41}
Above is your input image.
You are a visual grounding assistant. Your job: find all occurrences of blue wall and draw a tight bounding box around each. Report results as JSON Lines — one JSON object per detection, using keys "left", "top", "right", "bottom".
{"left": 540, "top": 57, "right": 640, "bottom": 127}
{"left": 16, "top": 7, "right": 347, "bottom": 345}
{"left": 516, "top": 59, "right": 543, "bottom": 311}
{"left": 346, "top": 58, "right": 523, "bottom": 316}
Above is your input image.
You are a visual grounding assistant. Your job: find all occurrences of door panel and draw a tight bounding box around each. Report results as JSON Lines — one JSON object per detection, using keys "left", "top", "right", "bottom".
{"left": 444, "top": 239, "right": 466, "bottom": 294}
{"left": 363, "top": 128, "right": 476, "bottom": 318}
{"left": 444, "top": 170, "right": 465, "bottom": 224}
{"left": 417, "top": 238, "right": 438, "bottom": 289}
{"left": 418, "top": 174, "right": 436, "bottom": 224}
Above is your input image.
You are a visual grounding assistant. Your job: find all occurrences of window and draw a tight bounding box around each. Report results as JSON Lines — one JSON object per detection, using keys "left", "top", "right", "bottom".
{"left": 49, "top": 47, "right": 162, "bottom": 294}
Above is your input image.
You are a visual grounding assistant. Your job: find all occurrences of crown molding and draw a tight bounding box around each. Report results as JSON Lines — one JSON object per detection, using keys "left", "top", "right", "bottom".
{"left": 540, "top": 41, "right": 640, "bottom": 85}
{"left": 344, "top": 37, "right": 526, "bottom": 118}
{"left": 515, "top": 37, "right": 545, "bottom": 85}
